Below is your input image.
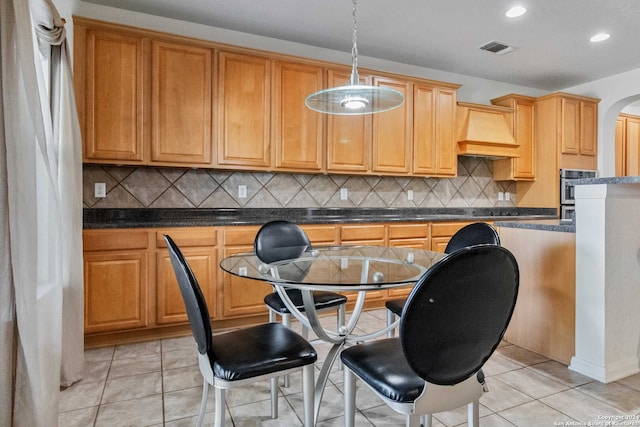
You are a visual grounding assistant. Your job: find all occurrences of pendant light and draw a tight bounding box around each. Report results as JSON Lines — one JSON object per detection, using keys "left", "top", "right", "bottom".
{"left": 305, "top": 0, "right": 404, "bottom": 115}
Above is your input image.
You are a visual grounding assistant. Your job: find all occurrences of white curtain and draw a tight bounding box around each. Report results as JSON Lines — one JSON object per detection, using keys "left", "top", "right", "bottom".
{"left": 0, "top": 0, "right": 84, "bottom": 424}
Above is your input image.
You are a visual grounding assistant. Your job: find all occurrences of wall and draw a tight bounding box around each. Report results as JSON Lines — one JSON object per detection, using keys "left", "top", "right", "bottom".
{"left": 82, "top": 157, "right": 516, "bottom": 209}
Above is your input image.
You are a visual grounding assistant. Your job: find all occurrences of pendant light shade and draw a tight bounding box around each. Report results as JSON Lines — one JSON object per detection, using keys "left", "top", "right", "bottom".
{"left": 305, "top": 0, "right": 404, "bottom": 115}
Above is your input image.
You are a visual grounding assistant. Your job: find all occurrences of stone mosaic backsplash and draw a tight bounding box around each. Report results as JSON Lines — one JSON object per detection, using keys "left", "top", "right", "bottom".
{"left": 82, "top": 157, "right": 516, "bottom": 209}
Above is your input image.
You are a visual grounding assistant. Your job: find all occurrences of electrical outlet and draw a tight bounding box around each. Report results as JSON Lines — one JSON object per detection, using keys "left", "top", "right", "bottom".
{"left": 498, "top": 191, "right": 504, "bottom": 201}
{"left": 94, "top": 182, "right": 106, "bottom": 198}
{"left": 505, "top": 192, "right": 511, "bottom": 201}
{"left": 407, "top": 190, "right": 414, "bottom": 201}
{"left": 340, "top": 188, "right": 348, "bottom": 200}
{"left": 238, "top": 185, "right": 247, "bottom": 199}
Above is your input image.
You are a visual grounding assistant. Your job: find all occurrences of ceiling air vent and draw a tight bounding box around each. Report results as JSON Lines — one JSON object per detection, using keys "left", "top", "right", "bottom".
{"left": 479, "top": 41, "right": 515, "bottom": 55}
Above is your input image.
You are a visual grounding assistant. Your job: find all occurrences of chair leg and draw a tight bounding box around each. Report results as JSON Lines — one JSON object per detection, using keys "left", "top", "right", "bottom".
{"left": 214, "top": 387, "right": 226, "bottom": 427}
{"left": 281, "top": 313, "right": 292, "bottom": 387}
{"left": 196, "top": 380, "right": 209, "bottom": 427}
{"left": 269, "top": 308, "right": 276, "bottom": 323}
{"left": 468, "top": 400, "right": 480, "bottom": 427}
{"left": 302, "top": 364, "right": 315, "bottom": 427}
{"left": 406, "top": 415, "right": 421, "bottom": 427}
{"left": 387, "top": 310, "right": 396, "bottom": 338}
{"left": 422, "top": 414, "right": 432, "bottom": 427}
{"left": 270, "top": 376, "right": 279, "bottom": 418}
{"left": 337, "top": 303, "right": 346, "bottom": 334}
{"left": 344, "top": 369, "right": 356, "bottom": 427}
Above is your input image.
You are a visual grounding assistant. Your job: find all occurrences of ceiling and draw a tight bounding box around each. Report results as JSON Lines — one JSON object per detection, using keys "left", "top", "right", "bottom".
{"left": 82, "top": 0, "right": 640, "bottom": 91}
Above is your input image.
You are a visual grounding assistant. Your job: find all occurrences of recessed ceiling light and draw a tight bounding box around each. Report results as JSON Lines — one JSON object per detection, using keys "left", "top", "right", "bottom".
{"left": 590, "top": 33, "right": 610, "bottom": 42}
{"left": 505, "top": 6, "right": 527, "bottom": 18}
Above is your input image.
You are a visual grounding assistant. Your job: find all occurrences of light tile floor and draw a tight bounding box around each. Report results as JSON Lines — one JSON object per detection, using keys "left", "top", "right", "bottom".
{"left": 59, "top": 309, "right": 640, "bottom": 426}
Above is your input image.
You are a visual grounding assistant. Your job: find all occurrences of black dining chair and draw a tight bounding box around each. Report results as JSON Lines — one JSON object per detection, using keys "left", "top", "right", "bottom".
{"left": 385, "top": 222, "right": 500, "bottom": 337}
{"left": 255, "top": 220, "right": 347, "bottom": 340}
{"left": 163, "top": 235, "right": 317, "bottom": 427}
{"left": 341, "top": 244, "right": 519, "bottom": 427}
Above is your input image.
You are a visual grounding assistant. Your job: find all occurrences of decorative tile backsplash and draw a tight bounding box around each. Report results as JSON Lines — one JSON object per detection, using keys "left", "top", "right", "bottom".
{"left": 83, "top": 157, "right": 516, "bottom": 209}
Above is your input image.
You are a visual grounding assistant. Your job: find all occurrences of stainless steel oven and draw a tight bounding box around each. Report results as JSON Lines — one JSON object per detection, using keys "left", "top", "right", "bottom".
{"left": 560, "top": 169, "right": 596, "bottom": 219}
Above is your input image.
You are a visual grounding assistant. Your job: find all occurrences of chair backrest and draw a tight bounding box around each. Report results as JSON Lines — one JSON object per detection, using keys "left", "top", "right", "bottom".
{"left": 400, "top": 244, "right": 519, "bottom": 386}
{"left": 164, "top": 234, "right": 212, "bottom": 356}
{"left": 445, "top": 222, "right": 500, "bottom": 254}
{"left": 254, "top": 220, "right": 311, "bottom": 263}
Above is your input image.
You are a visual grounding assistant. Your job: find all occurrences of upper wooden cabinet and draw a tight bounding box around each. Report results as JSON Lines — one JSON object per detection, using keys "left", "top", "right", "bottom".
{"left": 215, "top": 51, "right": 271, "bottom": 168}
{"left": 326, "top": 69, "right": 371, "bottom": 173}
{"left": 76, "top": 26, "right": 147, "bottom": 163}
{"left": 491, "top": 94, "right": 536, "bottom": 181}
{"left": 535, "top": 92, "right": 599, "bottom": 170}
{"left": 151, "top": 40, "right": 213, "bottom": 165}
{"left": 74, "top": 18, "right": 461, "bottom": 177}
{"left": 76, "top": 20, "right": 214, "bottom": 167}
{"left": 273, "top": 61, "right": 324, "bottom": 172}
{"left": 372, "top": 77, "right": 413, "bottom": 174}
{"left": 413, "top": 84, "right": 458, "bottom": 176}
{"left": 615, "top": 113, "right": 640, "bottom": 176}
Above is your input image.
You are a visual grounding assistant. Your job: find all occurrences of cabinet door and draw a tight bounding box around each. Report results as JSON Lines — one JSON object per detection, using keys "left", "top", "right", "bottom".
{"left": 82, "top": 29, "right": 146, "bottom": 162}
{"left": 222, "top": 246, "right": 273, "bottom": 317}
{"left": 560, "top": 97, "right": 580, "bottom": 155}
{"left": 512, "top": 99, "right": 536, "bottom": 179}
{"left": 372, "top": 77, "right": 412, "bottom": 174}
{"left": 615, "top": 117, "right": 626, "bottom": 176}
{"left": 326, "top": 69, "right": 371, "bottom": 173}
{"left": 273, "top": 61, "right": 324, "bottom": 171}
{"left": 580, "top": 101, "right": 597, "bottom": 156}
{"left": 151, "top": 40, "right": 212, "bottom": 165}
{"left": 388, "top": 224, "right": 430, "bottom": 298}
{"left": 340, "top": 225, "right": 386, "bottom": 301}
{"left": 216, "top": 51, "right": 271, "bottom": 168}
{"left": 413, "top": 85, "right": 457, "bottom": 176}
{"left": 84, "top": 251, "right": 149, "bottom": 333}
{"left": 626, "top": 116, "right": 640, "bottom": 176}
{"left": 157, "top": 247, "right": 217, "bottom": 324}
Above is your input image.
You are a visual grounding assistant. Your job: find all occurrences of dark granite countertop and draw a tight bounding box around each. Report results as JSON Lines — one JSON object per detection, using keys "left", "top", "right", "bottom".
{"left": 494, "top": 219, "right": 575, "bottom": 233}
{"left": 83, "top": 207, "right": 556, "bottom": 229}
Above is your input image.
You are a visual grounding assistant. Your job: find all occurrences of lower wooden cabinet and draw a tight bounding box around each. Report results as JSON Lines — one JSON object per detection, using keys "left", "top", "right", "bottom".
{"left": 83, "top": 220, "right": 475, "bottom": 345}
{"left": 83, "top": 229, "right": 150, "bottom": 334}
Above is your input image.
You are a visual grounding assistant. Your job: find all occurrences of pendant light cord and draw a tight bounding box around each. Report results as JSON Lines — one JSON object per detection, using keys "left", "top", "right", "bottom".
{"left": 350, "top": 0, "right": 360, "bottom": 85}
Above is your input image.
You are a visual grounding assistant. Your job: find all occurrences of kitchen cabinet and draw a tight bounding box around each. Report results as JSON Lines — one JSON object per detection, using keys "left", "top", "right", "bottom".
{"left": 75, "top": 19, "right": 215, "bottom": 168}
{"left": 371, "top": 77, "right": 413, "bottom": 174}
{"left": 151, "top": 40, "right": 213, "bottom": 165}
{"left": 221, "top": 226, "right": 271, "bottom": 318}
{"left": 500, "top": 226, "right": 576, "bottom": 364}
{"left": 615, "top": 113, "right": 640, "bottom": 176}
{"left": 387, "top": 224, "right": 430, "bottom": 298}
{"left": 516, "top": 92, "right": 599, "bottom": 209}
{"left": 83, "top": 229, "right": 150, "bottom": 334}
{"left": 273, "top": 60, "right": 325, "bottom": 172}
{"left": 155, "top": 228, "right": 218, "bottom": 324}
{"left": 215, "top": 51, "right": 271, "bottom": 169}
{"left": 326, "top": 68, "right": 371, "bottom": 173}
{"left": 413, "top": 84, "right": 459, "bottom": 176}
{"left": 339, "top": 224, "right": 387, "bottom": 302}
{"left": 76, "top": 25, "right": 147, "bottom": 163}
{"left": 491, "top": 94, "right": 536, "bottom": 181}
{"left": 430, "top": 221, "right": 476, "bottom": 252}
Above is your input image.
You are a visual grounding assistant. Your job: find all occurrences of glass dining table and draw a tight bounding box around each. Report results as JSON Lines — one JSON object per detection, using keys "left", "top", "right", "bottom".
{"left": 219, "top": 245, "right": 446, "bottom": 424}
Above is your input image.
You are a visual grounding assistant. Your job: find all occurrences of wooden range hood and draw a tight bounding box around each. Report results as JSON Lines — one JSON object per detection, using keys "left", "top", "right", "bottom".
{"left": 457, "top": 102, "right": 519, "bottom": 158}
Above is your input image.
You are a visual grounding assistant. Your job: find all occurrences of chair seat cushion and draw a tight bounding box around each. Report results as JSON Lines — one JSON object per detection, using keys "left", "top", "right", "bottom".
{"left": 211, "top": 323, "right": 317, "bottom": 381}
{"left": 341, "top": 338, "right": 424, "bottom": 403}
{"left": 385, "top": 298, "right": 406, "bottom": 316}
{"left": 264, "top": 289, "right": 347, "bottom": 314}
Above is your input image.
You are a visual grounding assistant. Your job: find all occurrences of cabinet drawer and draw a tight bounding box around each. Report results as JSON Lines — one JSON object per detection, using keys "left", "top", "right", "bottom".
{"left": 83, "top": 229, "right": 149, "bottom": 251}
{"left": 388, "top": 224, "right": 429, "bottom": 240}
{"left": 301, "top": 224, "right": 338, "bottom": 244}
{"left": 340, "top": 224, "right": 385, "bottom": 241}
{"left": 431, "top": 222, "right": 473, "bottom": 238}
{"left": 222, "top": 226, "right": 260, "bottom": 246}
{"left": 156, "top": 228, "right": 217, "bottom": 248}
